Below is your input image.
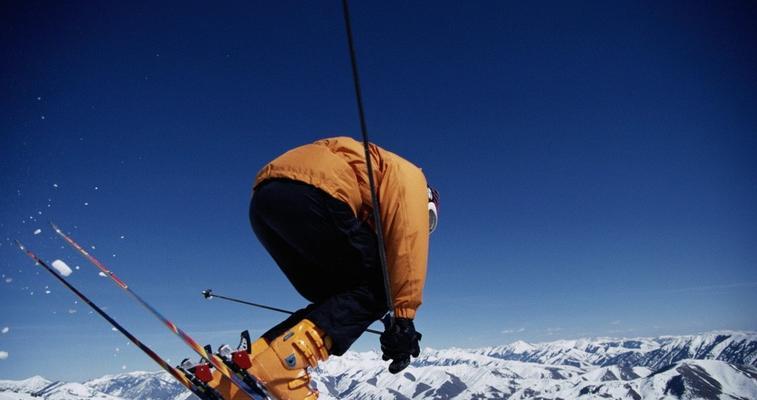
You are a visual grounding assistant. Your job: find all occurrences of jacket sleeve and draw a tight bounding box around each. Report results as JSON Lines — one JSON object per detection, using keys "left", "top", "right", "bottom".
{"left": 378, "top": 155, "right": 430, "bottom": 319}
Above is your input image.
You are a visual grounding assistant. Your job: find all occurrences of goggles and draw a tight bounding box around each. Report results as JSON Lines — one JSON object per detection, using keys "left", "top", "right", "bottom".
{"left": 428, "top": 186, "right": 440, "bottom": 233}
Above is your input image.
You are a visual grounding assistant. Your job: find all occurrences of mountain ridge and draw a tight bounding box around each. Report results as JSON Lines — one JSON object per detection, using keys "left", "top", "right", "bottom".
{"left": 3, "top": 331, "right": 756, "bottom": 400}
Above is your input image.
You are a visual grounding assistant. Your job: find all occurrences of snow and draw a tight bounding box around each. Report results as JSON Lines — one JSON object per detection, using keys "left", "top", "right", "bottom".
{"left": 0, "top": 351, "right": 7, "bottom": 360}
{"left": 98, "top": 272, "right": 107, "bottom": 277}
{"left": 1, "top": 327, "right": 8, "bottom": 334}
{"left": 0, "top": 391, "right": 35, "bottom": 400}
{"left": 0, "top": 376, "right": 50, "bottom": 392}
{"left": 33, "top": 228, "right": 42, "bottom": 235}
{"left": 1, "top": 332, "right": 753, "bottom": 400}
{"left": 51, "top": 260, "right": 73, "bottom": 277}
{"left": 509, "top": 340, "right": 536, "bottom": 353}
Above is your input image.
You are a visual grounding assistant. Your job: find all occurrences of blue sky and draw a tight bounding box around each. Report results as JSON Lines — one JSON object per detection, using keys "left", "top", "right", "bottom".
{"left": 2, "top": 1, "right": 756, "bottom": 381}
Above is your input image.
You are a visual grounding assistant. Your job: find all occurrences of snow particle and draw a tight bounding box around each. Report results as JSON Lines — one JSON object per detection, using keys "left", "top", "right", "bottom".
{"left": 45, "top": 290, "right": 51, "bottom": 294}
{"left": 121, "top": 365, "right": 127, "bottom": 370}
{"left": 37, "top": 96, "right": 42, "bottom": 101}
{"left": 94, "top": 186, "right": 99, "bottom": 190}
{"left": 0, "top": 351, "right": 8, "bottom": 360}
{"left": 53, "top": 183, "right": 58, "bottom": 188}
{"left": 4, "top": 278, "right": 12, "bottom": 283}
{"left": 40, "top": 115, "right": 46, "bottom": 120}
{"left": 33, "top": 229, "right": 42, "bottom": 235}
{"left": 120, "top": 235, "right": 125, "bottom": 239}
{"left": 75, "top": 266, "right": 80, "bottom": 270}
{"left": 68, "top": 309, "right": 77, "bottom": 314}
{"left": 84, "top": 202, "right": 89, "bottom": 206}
{"left": 98, "top": 272, "right": 107, "bottom": 277}
{"left": 51, "top": 260, "right": 73, "bottom": 277}
{"left": 111, "top": 327, "right": 118, "bottom": 332}
{"left": 1, "top": 327, "right": 8, "bottom": 334}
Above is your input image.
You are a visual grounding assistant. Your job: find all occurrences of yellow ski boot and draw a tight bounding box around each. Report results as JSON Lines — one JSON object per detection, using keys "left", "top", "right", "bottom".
{"left": 248, "top": 319, "right": 331, "bottom": 400}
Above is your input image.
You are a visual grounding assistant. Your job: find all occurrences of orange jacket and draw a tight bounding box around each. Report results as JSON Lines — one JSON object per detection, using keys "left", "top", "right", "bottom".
{"left": 254, "top": 137, "right": 429, "bottom": 319}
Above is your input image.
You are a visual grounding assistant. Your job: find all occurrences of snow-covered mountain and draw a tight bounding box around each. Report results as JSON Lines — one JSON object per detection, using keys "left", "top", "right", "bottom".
{"left": 0, "top": 376, "right": 122, "bottom": 400}
{"left": 84, "top": 371, "right": 193, "bottom": 400}
{"left": 311, "top": 335, "right": 757, "bottom": 400}
{"left": 473, "top": 331, "right": 757, "bottom": 369}
{"left": 3, "top": 331, "right": 756, "bottom": 400}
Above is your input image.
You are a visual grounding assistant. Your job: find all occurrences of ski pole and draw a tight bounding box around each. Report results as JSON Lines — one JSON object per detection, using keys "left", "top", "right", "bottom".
{"left": 201, "top": 289, "right": 382, "bottom": 336}
{"left": 341, "top": 0, "right": 395, "bottom": 327}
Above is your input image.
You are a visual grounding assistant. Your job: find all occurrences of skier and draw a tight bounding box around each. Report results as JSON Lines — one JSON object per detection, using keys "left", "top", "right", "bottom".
{"left": 235, "top": 136, "right": 439, "bottom": 400}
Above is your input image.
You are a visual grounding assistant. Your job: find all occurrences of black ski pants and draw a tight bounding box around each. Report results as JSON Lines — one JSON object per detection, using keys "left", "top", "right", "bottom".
{"left": 249, "top": 179, "right": 388, "bottom": 355}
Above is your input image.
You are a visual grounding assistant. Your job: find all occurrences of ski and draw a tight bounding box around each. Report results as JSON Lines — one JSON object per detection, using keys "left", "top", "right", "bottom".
{"left": 14, "top": 240, "right": 223, "bottom": 400}
{"left": 50, "top": 222, "right": 268, "bottom": 400}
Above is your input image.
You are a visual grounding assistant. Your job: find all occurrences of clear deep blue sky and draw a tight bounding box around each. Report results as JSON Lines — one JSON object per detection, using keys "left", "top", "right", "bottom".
{"left": 2, "top": 1, "right": 756, "bottom": 381}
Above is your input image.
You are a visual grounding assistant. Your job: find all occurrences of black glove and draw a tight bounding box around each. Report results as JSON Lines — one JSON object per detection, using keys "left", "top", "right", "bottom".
{"left": 380, "top": 317, "right": 422, "bottom": 374}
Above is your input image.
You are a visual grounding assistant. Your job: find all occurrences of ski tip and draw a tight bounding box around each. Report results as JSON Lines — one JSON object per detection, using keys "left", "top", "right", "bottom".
{"left": 13, "top": 239, "right": 25, "bottom": 251}
{"left": 49, "top": 221, "right": 62, "bottom": 233}
{"left": 202, "top": 289, "right": 213, "bottom": 299}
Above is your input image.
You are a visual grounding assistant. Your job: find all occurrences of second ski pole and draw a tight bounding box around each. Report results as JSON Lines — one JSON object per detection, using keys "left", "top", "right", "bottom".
{"left": 202, "top": 289, "right": 382, "bottom": 336}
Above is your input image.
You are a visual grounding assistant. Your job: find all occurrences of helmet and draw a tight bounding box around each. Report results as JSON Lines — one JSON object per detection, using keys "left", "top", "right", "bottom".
{"left": 428, "top": 185, "right": 440, "bottom": 233}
